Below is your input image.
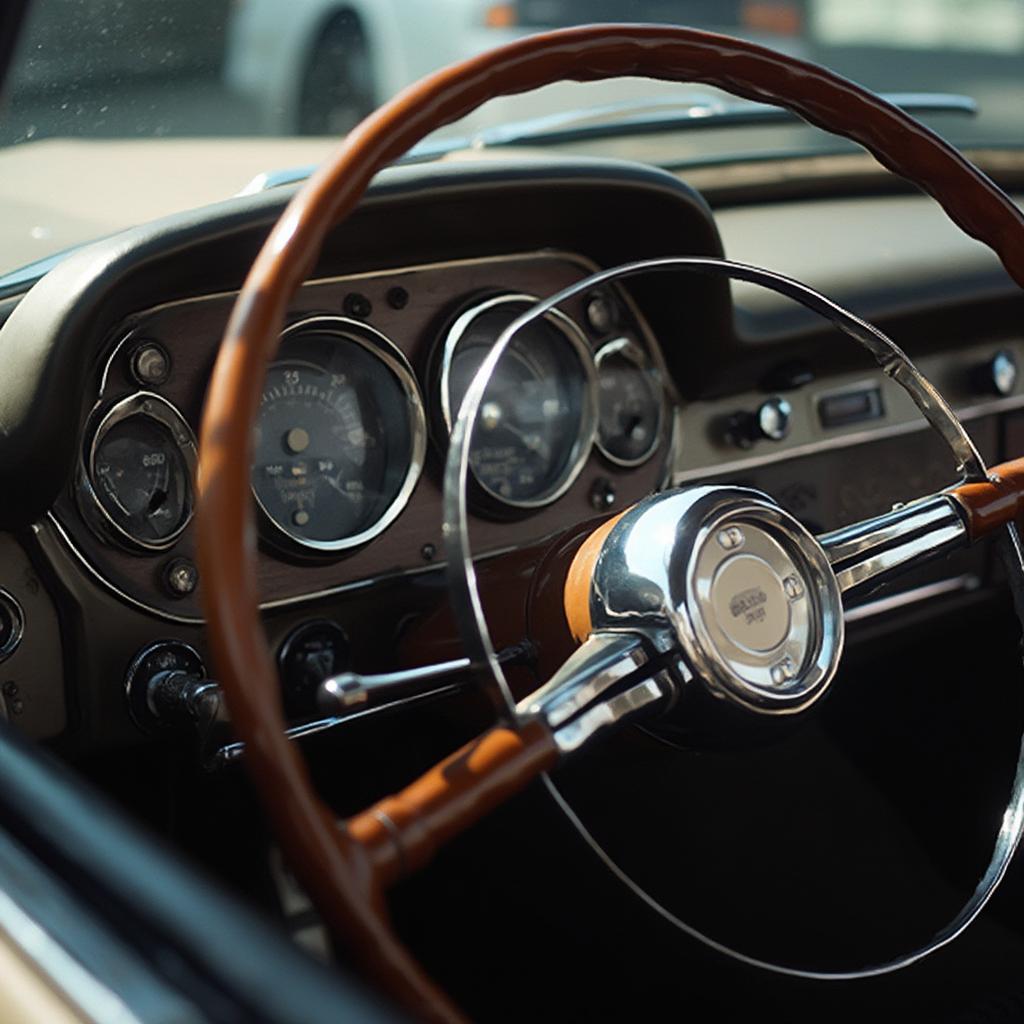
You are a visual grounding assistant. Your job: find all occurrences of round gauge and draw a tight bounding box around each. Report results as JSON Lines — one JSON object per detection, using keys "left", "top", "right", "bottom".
{"left": 252, "top": 317, "right": 425, "bottom": 553}
{"left": 595, "top": 337, "right": 664, "bottom": 466}
{"left": 83, "top": 393, "right": 197, "bottom": 550}
{"left": 440, "top": 294, "right": 597, "bottom": 508}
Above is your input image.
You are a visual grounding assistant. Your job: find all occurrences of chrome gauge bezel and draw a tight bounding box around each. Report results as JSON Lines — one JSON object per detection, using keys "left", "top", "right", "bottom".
{"left": 79, "top": 391, "right": 198, "bottom": 552}
{"left": 253, "top": 316, "right": 427, "bottom": 555}
{"left": 594, "top": 335, "right": 665, "bottom": 468}
{"left": 439, "top": 293, "right": 598, "bottom": 510}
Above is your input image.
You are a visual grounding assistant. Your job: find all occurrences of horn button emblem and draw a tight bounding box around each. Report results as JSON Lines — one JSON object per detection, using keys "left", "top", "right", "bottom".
{"left": 711, "top": 554, "right": 791, "bottom": 653}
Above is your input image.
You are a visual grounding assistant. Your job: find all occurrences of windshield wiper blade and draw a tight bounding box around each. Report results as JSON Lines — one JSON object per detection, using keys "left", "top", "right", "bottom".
{"left": 238, "top": 92, "right": 978, "bottom": 196}
{"left": 464, "top": 92, "right": 978, "bottom": 150}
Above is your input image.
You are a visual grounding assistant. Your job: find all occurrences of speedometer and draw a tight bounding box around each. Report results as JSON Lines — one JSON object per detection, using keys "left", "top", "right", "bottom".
{"left": 440, "top": 294, "right": 597, "bottom": 509}
{"left": 252, "top": 317, "right": 425, "bottom": 553}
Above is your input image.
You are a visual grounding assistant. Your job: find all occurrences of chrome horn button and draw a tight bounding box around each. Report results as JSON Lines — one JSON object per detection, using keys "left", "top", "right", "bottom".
{"left": 589, "top": 485, "right": 843, "bottom": 715}
{"left": 708, "top": 553, "right": 792, "bottom": 653}
{"left": 693, "top": 519, "right": 817, "bottom": 706}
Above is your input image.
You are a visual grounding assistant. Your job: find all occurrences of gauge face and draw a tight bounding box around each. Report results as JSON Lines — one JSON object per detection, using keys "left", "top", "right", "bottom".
{"left": 442, "top": 296, "right": 596, "bottom": 508}
{"left": 85, "top": 394, "right": 196, "bottom": 549}
{"left": 252, "top": 319, "right": 424, "bottom": 552}
{"left": 595, "top": 339, "right": 663, "bottom": 466}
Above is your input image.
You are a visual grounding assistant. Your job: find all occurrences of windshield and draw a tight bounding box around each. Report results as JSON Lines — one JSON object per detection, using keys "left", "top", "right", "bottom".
{"left": 0, "top": 0, "right": 1021, "bottom": 275}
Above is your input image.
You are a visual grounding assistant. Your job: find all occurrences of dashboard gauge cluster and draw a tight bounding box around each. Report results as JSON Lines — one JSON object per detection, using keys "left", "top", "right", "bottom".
{"left": 79, "top": 392, "right": 197, "bottom": 551}
{"left": 61, "top": 255, "right": 670, "bottom": 622}
{"left": 77, "top": 288, "right": 666, "bottom": 562}
{"left": 251, "top": 317, "right": 426, "bottom": 554}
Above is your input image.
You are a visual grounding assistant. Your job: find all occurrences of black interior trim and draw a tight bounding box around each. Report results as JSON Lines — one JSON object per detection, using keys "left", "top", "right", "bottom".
{"left": 0, "top": 721, "right": 401, "bottom": 1024}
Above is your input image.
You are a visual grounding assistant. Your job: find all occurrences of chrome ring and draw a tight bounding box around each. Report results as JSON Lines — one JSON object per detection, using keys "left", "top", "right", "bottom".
{"left": 439, "top": 293, "right": 598, "bottom": 510}
{"left": 253, "top": 316, "right": 427, "bottom": 554}
{"left": 593, "top": 335, "right": 665, "bottom": 467}
{"left": 79, "top": 392, "right": 197, "bottom": 553}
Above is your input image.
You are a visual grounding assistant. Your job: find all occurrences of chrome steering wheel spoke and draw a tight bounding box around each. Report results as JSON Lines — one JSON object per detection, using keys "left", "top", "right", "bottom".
{"left": 819, "top": 493, "right": 969, "bottom": 599}
{"left": 516, "top": 631, "right": 673, "bottom": 753}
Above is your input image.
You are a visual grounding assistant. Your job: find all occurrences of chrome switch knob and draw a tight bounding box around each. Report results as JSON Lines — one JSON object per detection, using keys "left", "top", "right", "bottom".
{"left": 973, "top": 349, "right": 1017, "bottom": 397}
{"left": 725, "top": 395, "right": 792, "bottom": 448}
{"left": 756, "top": 396, "right": 792, "bottom": 441}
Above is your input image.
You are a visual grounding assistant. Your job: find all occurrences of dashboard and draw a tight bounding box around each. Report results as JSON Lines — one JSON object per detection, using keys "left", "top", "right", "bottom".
{"left": 50, "top": 250, "right": 670, "bottom": 623}
{"left": 0, "top": 154, "right": 1021, "bottom": 755}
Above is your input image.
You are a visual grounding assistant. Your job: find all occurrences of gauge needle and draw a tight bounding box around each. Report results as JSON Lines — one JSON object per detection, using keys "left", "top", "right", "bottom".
{"left": 477, "top": 401, "right": 550, "bottom": 460}
{"left": 324, "top": 472, "right": 360, "bottom": 504}
{"left": 497, "top": 420, "right": 550, "bottom": 461}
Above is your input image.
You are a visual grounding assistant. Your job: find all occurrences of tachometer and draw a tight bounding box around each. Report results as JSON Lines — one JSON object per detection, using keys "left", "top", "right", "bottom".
{"left": 594, "top": 337, "right": 664, "bottom": 466}
{"left": 252, "top": 317, "right": 425, "bottom": 553}
{"left": 81, "top": 392, "right": 197, "bottom": 550}
{"left": 440, "top": 294, "right": 597, "bottom": 508}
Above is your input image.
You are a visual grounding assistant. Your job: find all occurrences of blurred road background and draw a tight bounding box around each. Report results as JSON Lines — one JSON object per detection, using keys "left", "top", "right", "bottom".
{"left": 0, "top": 0, "right": 1019, "bottom": 151}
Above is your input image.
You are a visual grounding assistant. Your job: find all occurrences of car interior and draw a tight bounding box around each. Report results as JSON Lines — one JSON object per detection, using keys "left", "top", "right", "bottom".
{"left": 1, "top": 4, "right": 1024, "bottom": 1023}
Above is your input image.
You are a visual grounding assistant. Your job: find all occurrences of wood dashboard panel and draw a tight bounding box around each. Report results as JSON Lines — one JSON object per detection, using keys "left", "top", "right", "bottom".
{"left": 50, "top": 251, "right": 671, "bottom": 622}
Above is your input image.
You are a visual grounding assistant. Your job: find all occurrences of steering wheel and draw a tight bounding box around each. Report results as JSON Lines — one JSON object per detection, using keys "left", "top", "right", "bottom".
{"left": 195, "top": 25, "right": 1024, "bottom": 1023}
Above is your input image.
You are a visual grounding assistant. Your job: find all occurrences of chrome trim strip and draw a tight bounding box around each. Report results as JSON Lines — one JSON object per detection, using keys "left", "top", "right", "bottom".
{"left": 843, "top": 574, "right": 980, "bottom": 623}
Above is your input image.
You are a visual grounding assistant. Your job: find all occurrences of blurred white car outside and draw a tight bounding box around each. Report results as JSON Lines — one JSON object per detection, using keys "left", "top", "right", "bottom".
{"left": 224, "top": 0, "right": 809, "bottom": 136}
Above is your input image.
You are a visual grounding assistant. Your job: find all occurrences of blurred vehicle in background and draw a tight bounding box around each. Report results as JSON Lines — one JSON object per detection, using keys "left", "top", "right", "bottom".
{"left": 224, "top": 0, "right": 808, "bottom": 135}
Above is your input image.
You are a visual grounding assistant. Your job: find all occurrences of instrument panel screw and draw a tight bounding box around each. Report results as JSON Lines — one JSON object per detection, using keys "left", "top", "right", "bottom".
{"left": 421, "top": 543, "right": 437, "bottom": 562}
{"left": 10, "top": 699, "right": 24, "bottom": 715}
{"left": 386, "top": 286, "right": 409, "bottom": 310}
{"left": 585, "top": 293, "right": 616, "bottom": 335}
{"left": 164, "top": 558, "right": 199, "bottom": 597}
{"left": 131, "top": 342, "right": 171, "bottom": 386}
{"left": 343, "top": 292, "right": 372, "bottom": 318}
{"left": 2, "top": 681, "right": 18, "bottom": 698}
{"left": 717, "top": 527, "right": 745, "bottom": 551}
{"left": 589, "top": 477, "right": 616, "bottom": 511}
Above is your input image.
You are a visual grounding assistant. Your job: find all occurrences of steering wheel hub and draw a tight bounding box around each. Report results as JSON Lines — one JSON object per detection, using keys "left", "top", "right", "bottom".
{"left": 585, "top": 487, "right": 844, "bottom": 715}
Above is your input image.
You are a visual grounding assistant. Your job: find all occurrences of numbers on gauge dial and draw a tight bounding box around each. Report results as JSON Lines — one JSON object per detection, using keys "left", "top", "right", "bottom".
{"left": 251, "top": 327, "right": 419, "bottom": 552}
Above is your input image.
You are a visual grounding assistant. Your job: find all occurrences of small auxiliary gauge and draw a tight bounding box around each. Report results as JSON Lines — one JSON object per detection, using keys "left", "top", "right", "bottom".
{"left": 594, "top": 337, "right": 664, "bottom": 466}
{"left": 80, "top": 392, "right": 197, "bottom": 551}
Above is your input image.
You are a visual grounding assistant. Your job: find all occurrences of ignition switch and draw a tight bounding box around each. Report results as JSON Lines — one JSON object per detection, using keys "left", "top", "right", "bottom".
{"left": 277, "top": 620, "right": 350, "bottom": 719}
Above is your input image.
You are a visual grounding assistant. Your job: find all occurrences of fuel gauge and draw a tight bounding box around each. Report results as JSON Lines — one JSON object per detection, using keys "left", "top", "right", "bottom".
{"left": 81, "top": 393, "right": 197, "bottom": 551}
{"left": 595, "top": 338, "right": 664, "bottom": 467}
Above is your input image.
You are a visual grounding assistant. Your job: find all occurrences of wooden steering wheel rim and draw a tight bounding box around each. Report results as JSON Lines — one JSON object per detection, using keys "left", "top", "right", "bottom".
{"left": 195, "top": 24, "right": 1024, "bottom": 1023}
